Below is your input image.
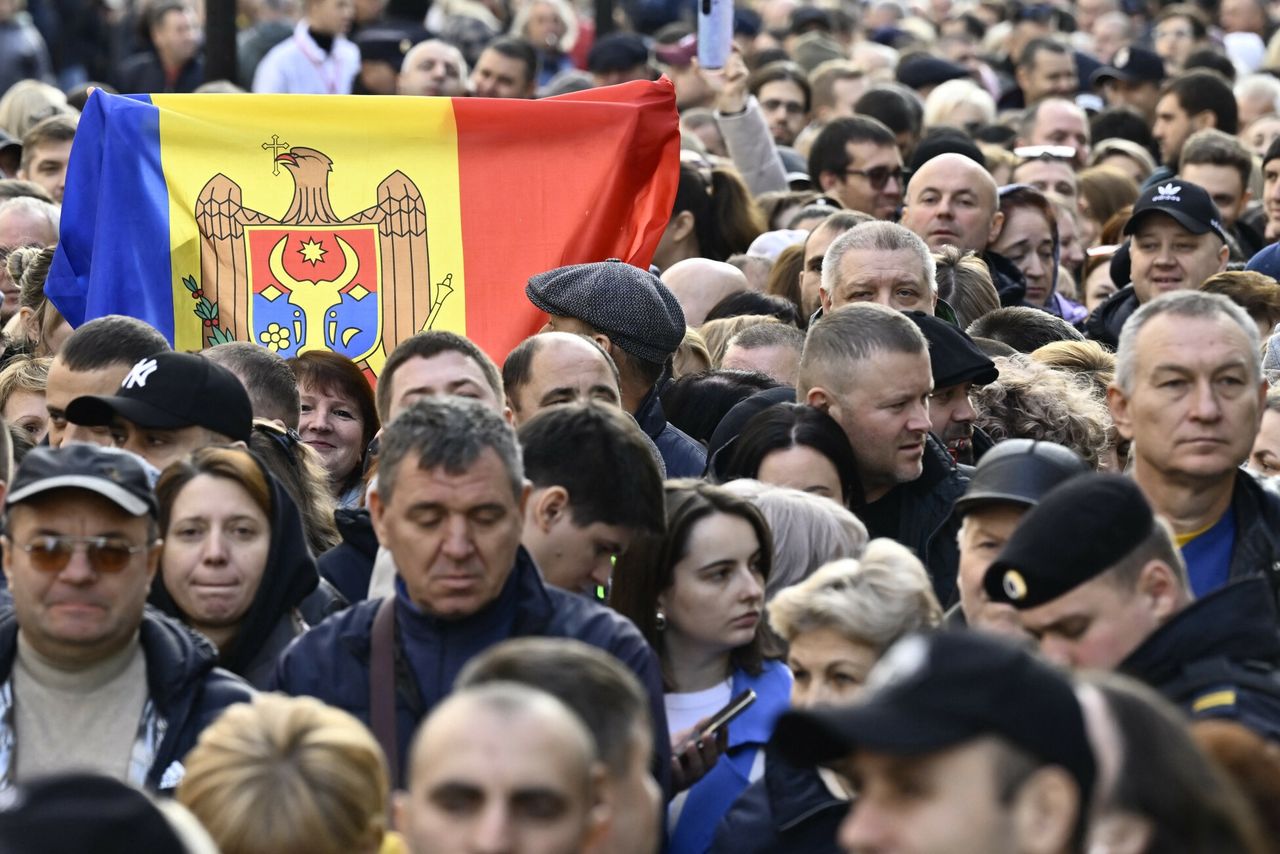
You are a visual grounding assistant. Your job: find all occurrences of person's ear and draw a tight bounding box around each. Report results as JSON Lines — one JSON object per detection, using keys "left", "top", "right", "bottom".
{"left": 1010, "top": 766, "right": 1079, "bottom": 854}
{"left": 531, "top": 485, "right": 571, "bottom": 533}
{"left": 582, "top": 762, "right": 614, "bottom": 853}
{"left": 391, "top": 789, "right": 409, "bottom": 832}
{"left": 1106, "top": 383, "right": 1135, "bottom": 441}
{"left": 806, "top": 386, "right": 835, "bottom": 414}
{"left": 669, "top": 210, "right": 696, "bottom": 244}
{"left": 369, "top": 483, "right": 389, "bottom": 543}
{"left": 818, "top": 170, "right": 841, "bottom": 193}
{"left": 1014, "top": 64, "right": 1032, "bottom": 95}
{"left": 820, "top": 284, "right": 834, "bottom": 313}
{"left": 988, "top": 208, "right": 1005, "bottom": 245}
{"left": 1138, "top": 558, "right": 1185, "bottom": 619}
{"left": 1216, "top": 242, "right": 1229, "bottom": 272}
{"left": 17, "top": 306, "right": 36, "bottom": 346}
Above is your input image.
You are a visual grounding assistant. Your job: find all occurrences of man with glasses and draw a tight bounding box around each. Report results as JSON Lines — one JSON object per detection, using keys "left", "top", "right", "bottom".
{"left": 0, "top": 444, "right": 252, "bottom": 790}
{"left": 809, "top": 115, "right": 904, "bottom": 219}
{"left": 747, "top": 61, "right": 811, "bottom": 148}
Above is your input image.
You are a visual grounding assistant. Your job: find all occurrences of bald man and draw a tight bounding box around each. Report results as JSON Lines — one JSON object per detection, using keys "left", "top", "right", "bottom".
{"left": 399, "top": 39, "right": 468, "bottom": 97}
{"left": 396, "top": 683, "right": 609, "bottom": 854}
{"left": 661, "top": 258, "right": 749, "bottom": 326}
{"left": 503, "top": 332, "right": 623, "bottom": 426}
{"left": 899, "top": 153, "right": 1004, "bottom": 255}
{"left": 1018, "top": 98, "right": 1091, "bottom": 168}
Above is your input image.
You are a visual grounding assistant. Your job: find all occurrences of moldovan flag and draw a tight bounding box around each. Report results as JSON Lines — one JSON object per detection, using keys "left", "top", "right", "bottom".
{"left": 46, "top": 80, "right": 680, "bottom": 374}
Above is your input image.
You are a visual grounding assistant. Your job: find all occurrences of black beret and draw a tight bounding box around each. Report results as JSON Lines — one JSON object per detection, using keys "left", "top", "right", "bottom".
{"left": 526, "top": 259, "right": 686, "bottom": 364}
{"left": 896, "top": 54, "right": 970, "bottom": 92}
{"left": 984, "top": 473, "right": 1156, "bottom": 608}
{"left": 906, "top": 311, "right": 998, "bottom": 389}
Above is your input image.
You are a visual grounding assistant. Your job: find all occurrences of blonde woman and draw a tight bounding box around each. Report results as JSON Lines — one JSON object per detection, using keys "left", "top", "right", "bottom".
{"left": 178, "top": 694, "right": 391, "bottom": 854}
{"left": 711, "top": 540, "right": 942, "bottom": 853}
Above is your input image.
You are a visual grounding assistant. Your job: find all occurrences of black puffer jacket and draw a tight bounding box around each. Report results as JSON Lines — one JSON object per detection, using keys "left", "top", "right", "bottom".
{"left": 1085, "top": 285, "right": 1140, "bottom": 350}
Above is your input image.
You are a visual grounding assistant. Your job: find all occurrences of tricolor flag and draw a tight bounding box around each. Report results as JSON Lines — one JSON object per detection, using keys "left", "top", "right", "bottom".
{"left": 46, "top": 81, "right": 680, "bottom": 374}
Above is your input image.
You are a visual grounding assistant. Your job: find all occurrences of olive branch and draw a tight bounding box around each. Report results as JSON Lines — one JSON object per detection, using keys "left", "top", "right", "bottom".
{"left": 183, "top": 275, "right": 236, "bottom": 346}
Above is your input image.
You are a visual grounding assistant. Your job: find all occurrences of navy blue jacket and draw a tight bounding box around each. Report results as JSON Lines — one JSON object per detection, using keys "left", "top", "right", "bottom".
{"left": 272, "top": 548, "right": 670, "bottom": 790}
{"left": 318, "top": 508, "right": 378, "bottom": 604}
{"left": 1120, "top": 577, "right": 1280, "bottom": 741}
{"left": 636, "top": 382, "right": 706, "bottom": 478}
{"left": 711, "top": 747, "right": 847, "bottom": 854}
{"left": 0, "top": 608, "right": 254, "bottom": 792}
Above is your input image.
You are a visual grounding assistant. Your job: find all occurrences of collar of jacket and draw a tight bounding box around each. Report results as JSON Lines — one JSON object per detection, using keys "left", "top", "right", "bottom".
{"left": 763, "top": 748, "right": 850, "bottom": 832}
{"left": 390, "top": 546, "right": 555, "bottom": 637}
{"left": 1119, "top": 576, "right": 1280, "bottom": 687}
{"left": 633, "top": 378, "right": 668, "bottom": 441}
{"left": 1229, "top": 469, "right": 1280, "bottom": 594}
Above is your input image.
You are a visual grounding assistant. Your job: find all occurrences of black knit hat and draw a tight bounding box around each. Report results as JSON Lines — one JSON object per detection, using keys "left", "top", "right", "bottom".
{"left": 984, "top": 473, "right": 1156, "bottom": 608}
{"left": 906, "top": 311, "right": 998, "bottom": 389}
{"left": 526, "top": 259, "right": 687, "bottom": 364}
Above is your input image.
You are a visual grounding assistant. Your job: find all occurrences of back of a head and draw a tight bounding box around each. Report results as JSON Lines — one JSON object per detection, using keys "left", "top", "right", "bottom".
{"left": 704, "top": 290, "right": 802, "bottom": 326}
{"left": 1087, "top": 673, "right": 1270, "bottom": 854}
{"left": 176, "top": 694, "right": 388, "bottom": 854}
{"left": 722, "top": 479, "right": 868, "bottom": 596}
{"left": 798, "top": 301, "right": 926, "bottom": 397}
{"left": 661, "top": 369, "right": 781, "bottom": 444}
{"left": 455, "top": 637, "right": 651, "bottom": 778}
{"left": 934, "top": 245, "right": 999, "bottom": 328}
{"left": 57, "top": 315, "right": 171, "bottom": 371}
{"left": 204, "top": 342, "right": 301, "bottom": 430}
{"left": 966, "top": 306, "right": 1085, "bottom": 353}
{"left": 854, "top": 83, "right": 923, "bottom": 136}
{"left": 517, "top": 402, "right": 664, "bottom": 535}
{"left": 1164, "top": 69, "right": 1239, "bottom": 136}
{"left": 726, "top": 321, "right": 806, "bottom": 357}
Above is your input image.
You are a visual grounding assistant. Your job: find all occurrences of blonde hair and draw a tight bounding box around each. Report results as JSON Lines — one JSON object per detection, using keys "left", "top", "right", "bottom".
{"left": 0, "top": 355, "right": 49, "bottom": 413}
{"left": 698, "top": 314, "right": 780, "bottom": 366}
{"left": 511, "top": 0, "right": 578, "bottom": 52}
{"left": 177, "top": 694, "right": 388, "bottom": 854}
{"left": 923, "top": 78, "right": 996, "bottom": 129}
{"left": 1030, "top": 339, "right": 1116, "bottom": 399}
{"left": 673, "top": 327, "right": 712, "bottom": 377}
{"left": 0, "top": 80, "right": 72, "bottom": 139}
{"left": 767, "top": 538, "right": 942, "bottom": 649}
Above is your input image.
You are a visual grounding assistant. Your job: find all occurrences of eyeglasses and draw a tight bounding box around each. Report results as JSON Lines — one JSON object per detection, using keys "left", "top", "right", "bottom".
{"left": 844, "top": 166, "right": 905, "bottom": 189}
{"left": 760, "top": 99, "right": 806, "bottom": 115}
{"left": 14, "top": 535, "right": 151, "bottom": 574}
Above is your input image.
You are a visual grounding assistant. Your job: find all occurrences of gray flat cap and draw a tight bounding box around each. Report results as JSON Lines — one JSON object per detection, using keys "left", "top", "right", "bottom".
{"left": 526, "top": 259, "right": 687, "bottom": 364}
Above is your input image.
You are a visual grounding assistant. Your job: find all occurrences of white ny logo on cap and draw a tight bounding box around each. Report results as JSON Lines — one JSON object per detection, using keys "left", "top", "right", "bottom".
{"left": 122, "top": 358, "right": 159, "bottom": 389}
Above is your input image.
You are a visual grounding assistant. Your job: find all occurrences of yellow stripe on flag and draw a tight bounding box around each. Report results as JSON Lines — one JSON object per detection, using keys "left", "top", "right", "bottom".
{"left": 154, "top": 94, "right": 466, "bottom": 365}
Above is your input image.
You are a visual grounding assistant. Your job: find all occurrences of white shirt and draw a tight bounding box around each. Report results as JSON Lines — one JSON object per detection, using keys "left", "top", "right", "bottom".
{"left": 252, "top": 21, "right": 359, "bottom": 94}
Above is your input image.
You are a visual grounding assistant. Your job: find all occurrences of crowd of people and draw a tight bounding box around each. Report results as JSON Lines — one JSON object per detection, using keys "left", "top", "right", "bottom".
{"left": 5, "top": 0, "right": 1280, "bottom": 850}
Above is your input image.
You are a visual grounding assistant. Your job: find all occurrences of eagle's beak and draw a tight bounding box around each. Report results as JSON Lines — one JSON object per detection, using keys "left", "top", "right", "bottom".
{"left": 276, "top": 152, "right": 298, "bottom": 166}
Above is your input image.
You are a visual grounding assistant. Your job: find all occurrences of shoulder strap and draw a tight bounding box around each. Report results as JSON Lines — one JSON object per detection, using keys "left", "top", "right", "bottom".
{"left": 369, "top": 596, "right": 399, "bottom": 788}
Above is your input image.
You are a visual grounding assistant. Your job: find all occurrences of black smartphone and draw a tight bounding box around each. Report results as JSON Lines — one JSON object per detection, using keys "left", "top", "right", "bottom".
{"left": 684, "top": 689, "right": 757, "bottom": 751}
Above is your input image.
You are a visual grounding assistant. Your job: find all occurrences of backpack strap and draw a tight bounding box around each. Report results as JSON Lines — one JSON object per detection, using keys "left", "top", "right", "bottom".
{"left": 369, "top": 596, "right": 399, "bottom": 788}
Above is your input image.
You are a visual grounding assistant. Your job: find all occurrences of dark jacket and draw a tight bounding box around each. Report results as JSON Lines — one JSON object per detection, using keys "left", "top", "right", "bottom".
{"left": 636, "top": 381, "right": 707, "bottom": 478}
{"left": 0, "top": 608, "right": 253, "bottom": 792}
{"left": 1227, "top": 470, "right": 1280, "bottom": 603}
{"left": 1119, "top": 577, "right": 1280, "bottom": 741}
{"left": 150, "top": 462, "right": 324, "bottom": 684}
{"left": 710, "top": 748, "right": 847, "bottom": 854}
{"left": 1085, "top": 284, "right": 1140, "bottom": 350}
{"left": 855, "top": 434, "right": 968, "bottom": 606}
{"left": 272, "top": 548, "right": 669, "bottom": 790}
{"left": 982, "top": 249, "right": 1028, "bottom": 307}
{"left": 318, "top": 508, "right": 379, "bottom": 604}
{"left": 116, "top": 51, "right": 203, "bottom": 93}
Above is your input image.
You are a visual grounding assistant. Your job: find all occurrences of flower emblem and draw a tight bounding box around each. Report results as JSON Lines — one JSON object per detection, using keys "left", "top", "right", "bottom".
{"left": 258, "top": 323, "right": 291, "bottom": 352}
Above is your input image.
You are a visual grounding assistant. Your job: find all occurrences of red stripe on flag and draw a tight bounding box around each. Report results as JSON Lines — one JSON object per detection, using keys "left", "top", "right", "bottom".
{"left": 453, "top": 78, "right": 680, "bottom": 362}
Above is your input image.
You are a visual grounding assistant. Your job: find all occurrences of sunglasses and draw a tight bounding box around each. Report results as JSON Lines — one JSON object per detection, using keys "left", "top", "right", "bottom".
{"left": 14, "top": 535, "right": 151, "bottom": 574}
{"left": 844, "top": 165, "right": 906, "bottom": 190}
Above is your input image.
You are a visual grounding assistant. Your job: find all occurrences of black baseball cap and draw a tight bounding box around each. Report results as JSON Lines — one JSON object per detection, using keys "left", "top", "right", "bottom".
{"left": 1124, "top": 179, "right": 1226, "bottom": 244}
{"left": 953, "top": 439, "right": 1089, "bottom": 517}
{"left": 6, "top": 444, "right": 156, "bottom": 517}
{"left": 906, "top": 311, "right": 998, "bottom": 390}
{"left": 66, "top": 352, "right": 252, "bottom": 442}
{"left": 984, "top": 473, "right": 1155, "bottom": 608}
{"left": 1090, "top": 46, "right": 1165, "bottom": 87}
{"left": 772, "top": 631, "right": 1096, "bottom": 806}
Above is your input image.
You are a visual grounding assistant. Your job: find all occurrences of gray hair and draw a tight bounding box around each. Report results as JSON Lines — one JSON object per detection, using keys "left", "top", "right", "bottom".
{"left": 1235, "top": 73, "right": 1280, "bottom": 116}
{"left": 0, "top": 196, "right": 59, "bottom": 232}
{"left": 766, "top": 538, "right": 942, "bottom": 649}
{"left": 726, "top": 321, "right": 806, "bottom": 354}
{"left": 1115, "top": 291, "right": 1261, "bottom": 395}
{"left": 797, "top": 301, "right": 927, "bottom": 397}
{"left": 720, "top": 479, "right": 868, "bottom": 597}
{"left": 377, "top": 396, "right": 523, "bottom": 503}
{"left": 821, "top": 221, "right": 937, "bottom": 299}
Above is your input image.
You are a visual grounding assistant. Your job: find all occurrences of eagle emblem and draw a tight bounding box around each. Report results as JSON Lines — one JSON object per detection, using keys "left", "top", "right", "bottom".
{"left": 192, "top": 145, "right": 451, "bottom": 374}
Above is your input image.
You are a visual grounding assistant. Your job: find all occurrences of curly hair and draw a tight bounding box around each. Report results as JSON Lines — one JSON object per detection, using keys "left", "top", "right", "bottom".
{"left": 972, "top": 356, "right": 1113, "bottom": 470}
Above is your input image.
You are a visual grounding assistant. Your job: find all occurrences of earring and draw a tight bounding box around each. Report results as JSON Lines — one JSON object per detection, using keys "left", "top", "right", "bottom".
{"left": 654, "top": 610, "right": 667, "bottom": 631}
